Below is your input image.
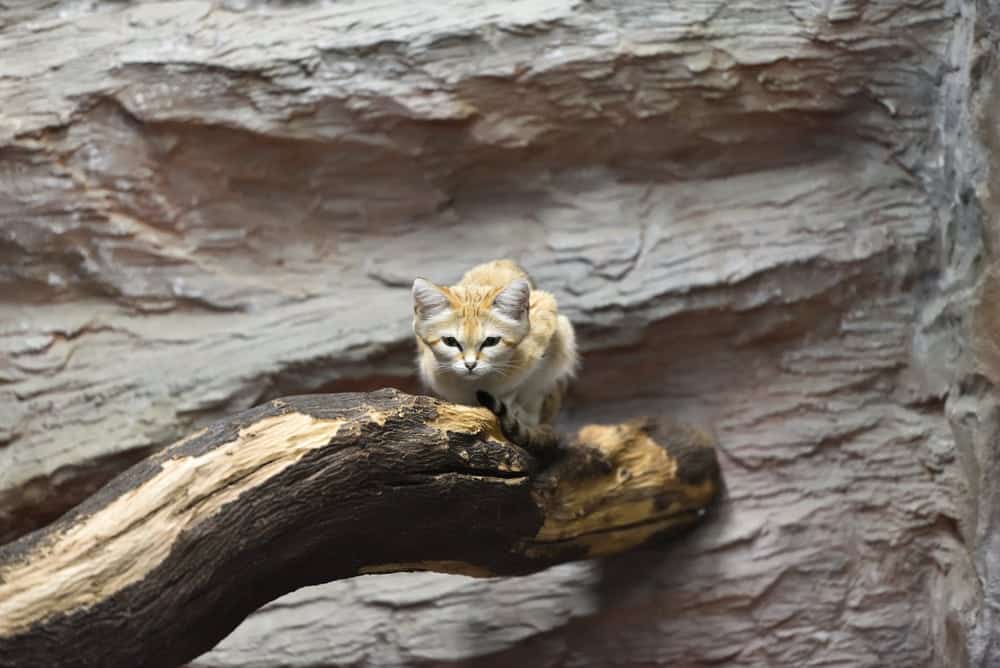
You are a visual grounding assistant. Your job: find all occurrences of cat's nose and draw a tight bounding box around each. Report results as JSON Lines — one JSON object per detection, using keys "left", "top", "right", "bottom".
{"left": 464, "top": 360, "right": 477, "bottom": 370}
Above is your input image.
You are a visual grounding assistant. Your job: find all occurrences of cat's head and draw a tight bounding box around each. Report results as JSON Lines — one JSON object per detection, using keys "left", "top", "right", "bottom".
{"left": 411, "top": 277, "right": 531, "bottom": 380}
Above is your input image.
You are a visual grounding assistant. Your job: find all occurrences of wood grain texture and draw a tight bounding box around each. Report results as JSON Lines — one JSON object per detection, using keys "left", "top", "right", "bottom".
{"left": 0, "top": 0, "right": 993, "bottom": 666}
{"left": 0, "top": 389, "right": 719, "bottom": 668}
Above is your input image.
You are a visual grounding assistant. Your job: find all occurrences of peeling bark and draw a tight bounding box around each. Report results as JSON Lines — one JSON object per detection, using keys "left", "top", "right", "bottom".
{"left": 0, "top": 389, "right": 719, "bottom": 668}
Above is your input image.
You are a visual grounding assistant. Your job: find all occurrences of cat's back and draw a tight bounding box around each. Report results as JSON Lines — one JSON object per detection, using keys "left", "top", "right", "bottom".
{"left": 458, "top": 259, "right": 534, "bottom": 290}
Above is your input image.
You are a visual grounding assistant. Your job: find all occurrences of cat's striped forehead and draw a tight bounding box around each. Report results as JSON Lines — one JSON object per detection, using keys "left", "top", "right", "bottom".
{"left": 444, "top": 285, "right": 505, "bottom": 318}
{"left": 437, "top": 285, "right": 515, "bottom": 338}
{"left": 412, "top": 276, "right": 530, "bottom": 346}
{"left": 414, "top": 285, "right": 520, "bottom": 341}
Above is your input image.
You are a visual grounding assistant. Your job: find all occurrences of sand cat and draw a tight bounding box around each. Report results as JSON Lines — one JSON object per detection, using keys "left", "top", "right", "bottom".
{"left": 411, "top": 259, "right": 578, "bottom": 429}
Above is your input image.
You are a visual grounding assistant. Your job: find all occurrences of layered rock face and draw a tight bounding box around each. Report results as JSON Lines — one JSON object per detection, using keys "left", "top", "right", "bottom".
{"left": 1, "top": 1, "right": 996, "bottom": 666}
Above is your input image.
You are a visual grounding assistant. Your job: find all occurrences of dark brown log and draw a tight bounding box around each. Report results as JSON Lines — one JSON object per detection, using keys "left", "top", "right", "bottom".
{"left": 0, "top": 389, "right": 719, "bottom": 668}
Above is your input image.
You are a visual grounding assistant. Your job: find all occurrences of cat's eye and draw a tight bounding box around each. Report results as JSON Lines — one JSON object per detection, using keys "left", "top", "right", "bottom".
{"left": 442, "top": 336, "right": 462, "bottom": 350}
{"left": 481, "top": 336, "right": 501, "bottom": 348}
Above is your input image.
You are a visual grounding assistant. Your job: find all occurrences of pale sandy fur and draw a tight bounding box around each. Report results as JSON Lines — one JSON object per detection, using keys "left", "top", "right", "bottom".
{"left": 413, "top": 260, "right": 578, "bottom": 425}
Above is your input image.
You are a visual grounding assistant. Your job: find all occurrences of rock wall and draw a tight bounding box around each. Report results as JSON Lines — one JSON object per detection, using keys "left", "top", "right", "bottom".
{"left": 0, "top": 0, "right": 994, "bottom": 666}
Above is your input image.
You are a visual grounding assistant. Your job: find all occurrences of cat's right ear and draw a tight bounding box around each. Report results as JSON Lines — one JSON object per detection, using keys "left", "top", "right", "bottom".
{"left": 412, "top": 278, "right": 450, "bottom": 318}
{"left": 492, "top": 278, "right": 531, "bottom": 321}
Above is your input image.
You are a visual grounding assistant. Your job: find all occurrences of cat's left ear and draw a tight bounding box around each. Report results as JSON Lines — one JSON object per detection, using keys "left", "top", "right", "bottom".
{"left": 492, "top": 278, "right": 531, "bottom": 320}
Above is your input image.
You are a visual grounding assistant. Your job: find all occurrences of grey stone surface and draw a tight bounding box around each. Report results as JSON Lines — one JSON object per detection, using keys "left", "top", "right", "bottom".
{"left": 0, "top": 0, "right": 994, "bottom": 666}
{"left": 193, "top": 565, "right": 600, "bottom": 668}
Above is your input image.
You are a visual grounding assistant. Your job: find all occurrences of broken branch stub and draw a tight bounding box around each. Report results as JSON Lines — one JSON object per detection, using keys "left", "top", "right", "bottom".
{"left": 0, "top": 389, "right": 720, "bottom": 668}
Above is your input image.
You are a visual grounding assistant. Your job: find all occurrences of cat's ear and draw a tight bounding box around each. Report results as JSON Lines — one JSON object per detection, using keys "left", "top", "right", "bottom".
{"left": 492, "top": 278, "right": 531, "bottom": 321}
{"left": 412, "top": 278, "right": 450, "bottom": 318}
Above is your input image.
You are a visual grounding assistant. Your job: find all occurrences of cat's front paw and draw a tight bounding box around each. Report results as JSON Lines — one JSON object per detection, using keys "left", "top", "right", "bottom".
{"left": 475, "top": 390, "right": 506, "bottom": 418}
{"left": 476, "top": 390, "right": 562, "bottom": 457}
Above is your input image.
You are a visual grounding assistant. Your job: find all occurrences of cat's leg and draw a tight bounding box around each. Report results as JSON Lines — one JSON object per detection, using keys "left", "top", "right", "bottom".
{"left": 514, "top": 395, "right": 545, "bottom": 428}
{"left": 538, "top": 381, "right": 568, "bottom": 425}
{"left": 475, "top": 390, "right": 561, "bottom": 457}
{"left": 476, "top": 390, "right": 614, "bottom": 476}
{"left": 476, "top": 391, "right": 613, "bottom": 475}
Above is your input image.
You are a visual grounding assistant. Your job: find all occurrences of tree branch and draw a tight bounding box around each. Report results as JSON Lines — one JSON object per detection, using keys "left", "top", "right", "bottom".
{"left": 0, "top": 389, "right": 720, "bottom": 668}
